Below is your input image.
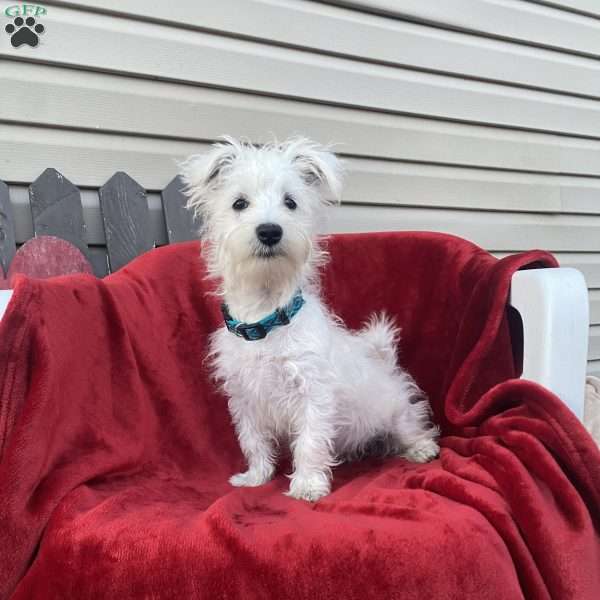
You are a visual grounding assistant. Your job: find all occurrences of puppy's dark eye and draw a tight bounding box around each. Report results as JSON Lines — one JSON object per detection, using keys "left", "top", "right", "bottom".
{"left": 284, "top": 194, "right": 297, "bottom": 210}
{"left": 232, "top": 197, "right": 249, "bottom": 211}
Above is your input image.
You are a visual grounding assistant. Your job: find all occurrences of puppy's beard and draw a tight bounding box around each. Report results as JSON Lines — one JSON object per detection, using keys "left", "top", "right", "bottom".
{"left": 217, "top": 224, "right": 311, "bottom": 322}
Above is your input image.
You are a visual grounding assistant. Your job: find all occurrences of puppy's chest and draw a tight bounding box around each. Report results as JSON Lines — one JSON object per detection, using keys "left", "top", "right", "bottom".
{"left": 212, "top": 328, "right": 308, "bottom": 397}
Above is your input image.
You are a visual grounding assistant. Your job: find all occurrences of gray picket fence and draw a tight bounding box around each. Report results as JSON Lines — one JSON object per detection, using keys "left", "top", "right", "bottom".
{"left": 0, "top": 168, "right": 197, "bottom": 278}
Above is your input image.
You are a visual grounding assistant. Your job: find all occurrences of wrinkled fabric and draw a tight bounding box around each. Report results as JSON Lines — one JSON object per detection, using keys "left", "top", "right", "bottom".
{"left": 0, "top": 232, "right": 598, "bottom": 600}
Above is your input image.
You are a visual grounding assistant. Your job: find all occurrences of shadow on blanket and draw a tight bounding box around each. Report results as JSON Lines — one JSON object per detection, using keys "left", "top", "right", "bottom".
{"left": 0, "top": 232, "right": 599, "bottom": 599}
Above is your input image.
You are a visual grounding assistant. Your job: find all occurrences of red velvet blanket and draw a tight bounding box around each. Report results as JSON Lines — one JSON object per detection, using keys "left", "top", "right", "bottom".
{"left": 0, "top": 232, "right": 599, "bottom": 599}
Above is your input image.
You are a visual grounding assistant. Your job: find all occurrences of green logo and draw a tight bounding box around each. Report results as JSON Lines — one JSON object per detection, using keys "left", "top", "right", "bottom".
{"left": 4, "top": 4, "right": 47, "bottom": 17}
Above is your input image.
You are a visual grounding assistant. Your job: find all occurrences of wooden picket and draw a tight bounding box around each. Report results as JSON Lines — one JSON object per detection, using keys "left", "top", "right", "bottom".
{"left": 161, "top": 176, "right": 197, "bottom": 243}
{"left": 29, "top": 168, "right": 89, "bottom": 259}
{"left": 0, "top": 168, "right": 196, "bottom": 279}
{"left": 0, "top": 180, "right": 16, "bottom": 276}
{"left": 99, "top": 172, "right": 153, "bottom": 273}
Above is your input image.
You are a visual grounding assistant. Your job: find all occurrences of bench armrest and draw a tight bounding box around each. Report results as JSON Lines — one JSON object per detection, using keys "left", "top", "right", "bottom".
{"left": 510, "top": 268, "right": 589, "bottom": 421}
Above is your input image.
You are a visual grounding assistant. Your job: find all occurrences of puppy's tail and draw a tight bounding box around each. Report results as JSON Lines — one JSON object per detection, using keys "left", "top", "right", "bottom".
{"left": 359, "top": 312, "right": 400, "bottom": 368}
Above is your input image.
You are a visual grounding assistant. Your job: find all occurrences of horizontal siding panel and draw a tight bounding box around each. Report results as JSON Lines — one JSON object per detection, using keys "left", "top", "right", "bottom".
{"left": 349, "top": 161, "right": 600, "bottom": 214}
{"left": 589, "top": 326, "right": 600, "bottom": 360}
{"left": 4, "top": 62, "right": 600, "bottom": 176}
{"left": 328, "top": 0, "right": 600, "bottom": 57}
{"left": 526, "top": 1, "right": 600, "bottom": 19}
{"left": 0, "top": 124, "right": 197, "bottom": 189}
{"left": 347, "top": 160, "right": 559, "bottom": 212}
{"left": 588, "top": 360, "right": 600, "bottom": 378}
{"left": 2, "top": 9, "right": 600, "bottom": 137}
{"left": 5, "top": 123, "right": 600, "bottom": 215}
{"left": 560, "top": 181, "right": 600, "bottom": 213}
{"left": 589, "top": 289, "right": 600, "bottom": 324}
{"left": 327, "top": 205, "right": 600, "bottom": 252}
{"left": 48, "top": 0, "right": 600, "bottom": 99}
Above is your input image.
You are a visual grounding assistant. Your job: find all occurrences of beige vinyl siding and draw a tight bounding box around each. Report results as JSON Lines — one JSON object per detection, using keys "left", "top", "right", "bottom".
{"left": 328, "top": 0, "right": 600, "bottom": 56}
{"left": 0, "top": 0, "right": 599, "bottom": 373}
{"left": 528, "top": 1, "right": 600, "bottom": 19}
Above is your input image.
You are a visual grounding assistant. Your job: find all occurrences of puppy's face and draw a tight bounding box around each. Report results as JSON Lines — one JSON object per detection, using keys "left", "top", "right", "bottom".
{"left": 181, "top": 137, "right": 342, "bottom": 286}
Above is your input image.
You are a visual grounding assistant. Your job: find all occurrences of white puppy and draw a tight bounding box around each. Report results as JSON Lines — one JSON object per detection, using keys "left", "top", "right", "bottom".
{"left": 181, "top": 137, "right": 439, "bottom": 501}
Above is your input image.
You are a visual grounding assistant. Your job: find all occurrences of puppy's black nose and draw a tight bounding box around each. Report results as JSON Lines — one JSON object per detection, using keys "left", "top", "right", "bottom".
{"left": 256, "top": 223, "right": 283, "bottom": 246}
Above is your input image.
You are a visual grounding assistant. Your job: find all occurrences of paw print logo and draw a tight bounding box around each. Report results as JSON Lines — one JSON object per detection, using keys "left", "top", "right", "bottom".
{"left": 5, "top": 16, "right": 45, "bottom": 48}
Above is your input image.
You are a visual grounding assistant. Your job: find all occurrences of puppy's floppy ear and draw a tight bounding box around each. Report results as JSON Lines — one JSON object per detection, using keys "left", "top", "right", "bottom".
{"left": 283, "top": 137, "right": 343, "bottom": 205}
{"left": 180, "top": 136, "right": 242, "bottom": 222}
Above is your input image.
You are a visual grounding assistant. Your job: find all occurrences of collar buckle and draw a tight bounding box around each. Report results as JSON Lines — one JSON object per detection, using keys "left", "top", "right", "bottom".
{"left": 234, "top": 322, "right": 267, "bottom": 341}
{"left": 276, "top": 308, "right": 290, "bottom": 325}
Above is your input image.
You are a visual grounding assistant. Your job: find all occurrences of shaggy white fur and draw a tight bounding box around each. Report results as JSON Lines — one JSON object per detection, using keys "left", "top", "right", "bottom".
{"left": 181, "top": 137, "right": 439, "bottom": 501}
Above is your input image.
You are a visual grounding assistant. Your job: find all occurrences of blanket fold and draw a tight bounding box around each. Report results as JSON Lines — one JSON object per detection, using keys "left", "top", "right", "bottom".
{"left": 0, "top": 232, "right": 598, "bottom": 599}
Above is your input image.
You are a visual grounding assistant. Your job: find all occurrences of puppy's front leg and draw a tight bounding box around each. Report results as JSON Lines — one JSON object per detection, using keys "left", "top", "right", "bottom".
{"left": 229, "top": 410, "right": 276, "bottom": 488}
{"left": 287, "top": 395, "right": 336, "bottom": 502}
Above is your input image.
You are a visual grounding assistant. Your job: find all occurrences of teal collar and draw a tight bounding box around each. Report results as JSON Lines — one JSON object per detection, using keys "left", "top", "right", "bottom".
{"left": 221, "top": 291, "right": 305, "bottom": 341}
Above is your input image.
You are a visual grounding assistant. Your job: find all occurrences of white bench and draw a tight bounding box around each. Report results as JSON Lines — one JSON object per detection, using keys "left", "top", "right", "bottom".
{"left": 0, "top": 267, "right": 589, "bottom": 420}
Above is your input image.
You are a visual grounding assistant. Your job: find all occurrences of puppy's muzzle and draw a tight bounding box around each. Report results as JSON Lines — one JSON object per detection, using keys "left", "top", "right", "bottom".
{"left": 256, "top": 223, "right": 283, "bottom": 247}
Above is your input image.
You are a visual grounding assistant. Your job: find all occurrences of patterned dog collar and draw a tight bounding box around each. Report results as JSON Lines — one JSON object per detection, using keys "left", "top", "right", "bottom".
{"left": 221, "top": 291, "right": 305, "bottom": 341}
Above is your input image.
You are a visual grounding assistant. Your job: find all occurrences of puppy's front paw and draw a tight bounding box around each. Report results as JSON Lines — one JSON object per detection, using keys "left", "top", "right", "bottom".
{"left": 403, "top": 438, "right": 440, "bottom": 463}
{"left": 229, "top": 468, "right": 273, "bottom": 487}
{"left": 286, "top": 472, "right": 331, "bottom": 502}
